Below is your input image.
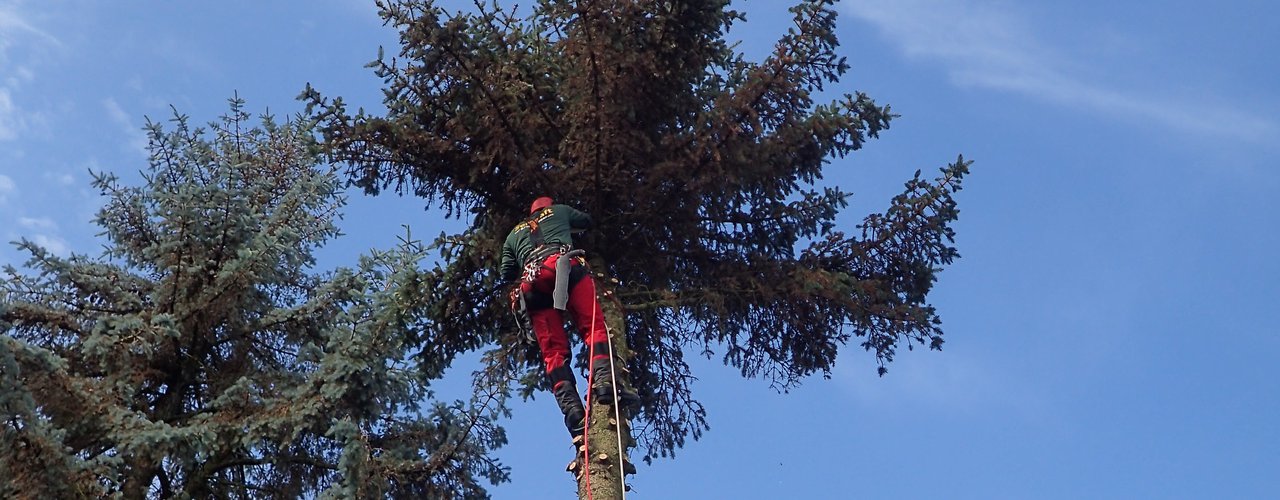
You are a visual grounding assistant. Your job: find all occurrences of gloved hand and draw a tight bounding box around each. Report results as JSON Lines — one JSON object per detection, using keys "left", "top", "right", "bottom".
{"left": 507, "top": 285, "right": 522, "bottom": 311}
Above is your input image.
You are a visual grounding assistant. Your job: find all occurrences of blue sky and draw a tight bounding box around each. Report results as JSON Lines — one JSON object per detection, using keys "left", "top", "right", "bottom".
{"left": 2, "top": 1, "right": 1277, "bottom": 498}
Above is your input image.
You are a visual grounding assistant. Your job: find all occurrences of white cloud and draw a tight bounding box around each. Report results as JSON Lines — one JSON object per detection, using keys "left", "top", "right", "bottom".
{"left": 0, "top": 3, "right": 58, "bottom": 142}
{"left": 845, "top": 0, "right": 1278, "bottom": 142}
{"left": 0, "top": 2, "right": 58, "bottom": 49}
{"left": 103, "top": 97, "right": 130, "bottom": 123}
{"left": 104, "top": 98, "right": 149, "bottom": 156}
{"left": 29, "top": 233, "right": 68, "bottom": 256}
{"left": 0, "top": 173, "right": 14, "bottom": 202}
{"left": 17, "top": 216, "right": 56, "bottom": 230}
{"left": 0, "top": 3, "right": 40, "bottom": 30}
{"left": 0, "top": 87, "right": 17, "bottom": 140}
{"left": 47, "top": 171, "right": 75, "bottom": 185}
{"left": 338, "top": 0, "right": 387, "bottom": 23}
{"left": 4, "top": 65, "right": 33, "bottom": 89}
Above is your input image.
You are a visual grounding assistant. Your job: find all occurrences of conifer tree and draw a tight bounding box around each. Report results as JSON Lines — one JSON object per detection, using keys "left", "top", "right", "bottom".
{"left": 0, "top": 99, "right": 508, "bottom": 499}
{"left": 304, "top": 1, "right": 968, "bottom": 497}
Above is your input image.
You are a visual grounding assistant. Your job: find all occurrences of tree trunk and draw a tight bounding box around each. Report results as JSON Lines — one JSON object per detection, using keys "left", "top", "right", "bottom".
{"left": 574, "top": 260, "right": 634, "bottom": 500}
{"left": 121, "top": 461, "right": 156, "bottom": 500}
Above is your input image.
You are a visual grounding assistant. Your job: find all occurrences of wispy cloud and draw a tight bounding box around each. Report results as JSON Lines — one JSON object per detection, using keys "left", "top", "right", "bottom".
{"left": 0, "top": 173, "right": 14, "bottom": 203}
{"left": 44, "top": 170, "right": 75, "bottom": 186}
{"left": 0, "top": 2, "right": 58, "bottom": 142}
{"left": 4, "top": 65, "right": 32, "bottom": 89}
{"left": 104, "top": 98, "right": 148, "bottom": 156}
{"left": 0, "top": 2, "right": 58, "bottom": 49}
{"left": 0, "top": 87, "right": 17, "bottom": 140}
{"left": 844, "top": 0, "right": 1278, "bottom": 142}
{"left": 29, "top": 233, "right": 68, "bottom": 256}
{"left": 17, "top": 216, "right": 56, "bottom": 230}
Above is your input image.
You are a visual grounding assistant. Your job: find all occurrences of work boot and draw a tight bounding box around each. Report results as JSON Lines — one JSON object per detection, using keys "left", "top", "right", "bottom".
{"left": 590, "top": 357, "right": 640, "bottom": 407}
{"left": 552, "top": 380, "right": 586, "bottom": 438}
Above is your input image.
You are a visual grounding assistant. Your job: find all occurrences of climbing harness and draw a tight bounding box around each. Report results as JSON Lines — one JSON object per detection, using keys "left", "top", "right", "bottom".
{"left": 519, "top": 209, "right": 587, "bottom": 310}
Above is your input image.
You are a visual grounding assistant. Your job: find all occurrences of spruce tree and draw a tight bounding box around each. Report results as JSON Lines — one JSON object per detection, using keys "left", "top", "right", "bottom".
{"left": 0, "top": 99, "right": 508, "bottom": 498}
{"left": 303, "top": 1, "right": 968, "bottom": 497}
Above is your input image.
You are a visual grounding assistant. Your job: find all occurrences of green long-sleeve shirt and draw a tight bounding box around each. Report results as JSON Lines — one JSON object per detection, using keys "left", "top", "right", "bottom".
{"left": 500, "top": 204, "right": 593, "bottom": 281}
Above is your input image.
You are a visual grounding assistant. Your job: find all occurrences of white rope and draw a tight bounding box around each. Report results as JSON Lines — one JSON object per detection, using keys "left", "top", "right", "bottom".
{"left": 598, "top": 285, "right": 629, "bottom": 499}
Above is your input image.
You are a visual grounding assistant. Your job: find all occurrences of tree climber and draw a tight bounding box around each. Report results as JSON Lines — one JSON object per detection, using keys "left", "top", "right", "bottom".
{"left": 501, "top": 196, "right": 639, "bottom": 439}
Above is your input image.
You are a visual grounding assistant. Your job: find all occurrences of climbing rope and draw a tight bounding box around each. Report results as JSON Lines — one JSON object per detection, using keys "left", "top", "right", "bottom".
{"left": 581, "top": 274, "right": 629, "bottom": 499}
{"left": 601, "top": 288, "right": 628, "bottom": 499}
{"left": 584, "top": 327, "right": 595, "bottom": 500}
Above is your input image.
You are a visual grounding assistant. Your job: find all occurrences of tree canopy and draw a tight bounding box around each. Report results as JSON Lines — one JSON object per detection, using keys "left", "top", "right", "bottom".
{"left": 0, "top": 100, "right": 507, "bottom": 498}
{"left": 304, "top": 0, "right": 968, "bottom": 462}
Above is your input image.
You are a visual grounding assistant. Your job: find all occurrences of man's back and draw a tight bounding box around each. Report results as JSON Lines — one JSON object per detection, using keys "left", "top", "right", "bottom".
{"left": 500, "top": 204, "right": 592, "bottom": 281}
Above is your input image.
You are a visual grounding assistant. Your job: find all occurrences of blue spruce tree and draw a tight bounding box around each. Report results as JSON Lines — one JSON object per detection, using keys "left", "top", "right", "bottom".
{"left": 0, "top": 98, "right": 509, "bottom": 499}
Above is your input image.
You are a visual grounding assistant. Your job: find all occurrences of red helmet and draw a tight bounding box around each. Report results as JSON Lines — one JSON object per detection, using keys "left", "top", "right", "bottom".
{"left": 529, "top": 196, "right": 553, "bottom": 214}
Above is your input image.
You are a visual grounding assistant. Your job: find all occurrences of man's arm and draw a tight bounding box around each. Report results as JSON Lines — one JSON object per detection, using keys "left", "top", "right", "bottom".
{"left": 499, "top": 234, "right": 519, "bottom": 282}
{"left": 561, "top": 205, "right": 593, "bottom": 231}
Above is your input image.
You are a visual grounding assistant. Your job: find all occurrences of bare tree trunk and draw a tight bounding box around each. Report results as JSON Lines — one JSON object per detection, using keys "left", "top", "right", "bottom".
{"left": 574, "top": 261, "right": 634, "bottom": 500}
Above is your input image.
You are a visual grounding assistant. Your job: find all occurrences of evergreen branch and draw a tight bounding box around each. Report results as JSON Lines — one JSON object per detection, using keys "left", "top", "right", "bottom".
{"left": 435, "top": 10, "right": 532, "bottom": 163}
{"left": 419, "top": 389, "right": 500, "bottom": 474}
{"left": 682, "top": 2, "right": 827, "bottom": 178}
{"left": 858, "top": 158, "right": 967, "bottom": 259}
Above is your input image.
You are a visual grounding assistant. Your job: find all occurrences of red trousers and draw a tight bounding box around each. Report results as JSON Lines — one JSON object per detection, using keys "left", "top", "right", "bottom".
{"left": 525, "top": 254, "right": 609, "bottom": 375}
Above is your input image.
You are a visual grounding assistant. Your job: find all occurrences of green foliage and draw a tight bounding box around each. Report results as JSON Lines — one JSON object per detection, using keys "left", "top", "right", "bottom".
{"left": 0, "top": 98, "right": 507, "bottom": 498}
{"left": 304, "top": 0, "right": 968, "bottom": 461}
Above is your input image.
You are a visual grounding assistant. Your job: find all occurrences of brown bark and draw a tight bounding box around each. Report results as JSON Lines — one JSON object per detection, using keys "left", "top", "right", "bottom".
{"left": 121, "top": 461, "right": 157, "bottom": 499}
{"left": 573, "top": 263, "right": 635, "bottom": 500}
